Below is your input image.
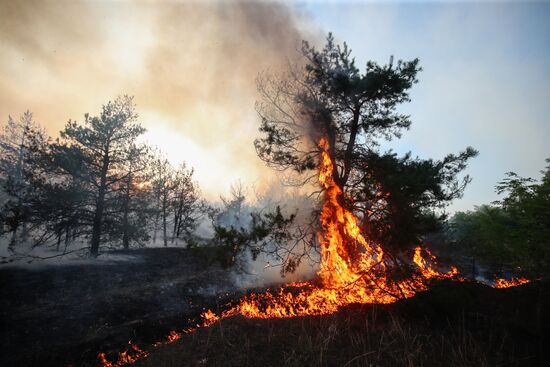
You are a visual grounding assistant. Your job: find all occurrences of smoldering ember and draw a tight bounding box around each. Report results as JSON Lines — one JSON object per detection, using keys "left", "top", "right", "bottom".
{"left": 0, "top": 2, "right": 549, "bottom": 367}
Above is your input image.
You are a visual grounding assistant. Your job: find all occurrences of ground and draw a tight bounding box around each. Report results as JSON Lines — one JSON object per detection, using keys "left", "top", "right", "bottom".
{"left": 0, "top": 248, "right": 238, "bottom": 367}
{"left": 138, "top": 280, "right": 550, "bottom": 367}
{"left": 0, "top": 248, "right": 548, "bottom": 367}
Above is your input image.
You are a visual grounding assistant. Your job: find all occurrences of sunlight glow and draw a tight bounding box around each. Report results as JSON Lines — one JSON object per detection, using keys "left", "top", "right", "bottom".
{"left": 140, "top": 115, "right": 248, "bottom": 200}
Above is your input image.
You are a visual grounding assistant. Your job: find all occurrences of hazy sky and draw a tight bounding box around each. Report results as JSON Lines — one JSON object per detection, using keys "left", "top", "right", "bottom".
{"left": 1, "top": 1, "right": 549, "bottom": 212}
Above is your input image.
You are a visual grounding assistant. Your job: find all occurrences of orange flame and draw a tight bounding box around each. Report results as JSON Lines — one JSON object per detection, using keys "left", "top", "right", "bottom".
{"left": 97, "top": 342, "right": 148, "bottom": 367}
{"left": 493, "top": 277, "right": 530, "bottom": 288}
{"left": 224, "top": 138, "right": 459, "bottom": 318}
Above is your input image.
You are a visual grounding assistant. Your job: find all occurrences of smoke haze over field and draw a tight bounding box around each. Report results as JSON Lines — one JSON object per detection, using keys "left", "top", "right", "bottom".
{"left": 0, "top": 0, "right": 318, "bottom": 198}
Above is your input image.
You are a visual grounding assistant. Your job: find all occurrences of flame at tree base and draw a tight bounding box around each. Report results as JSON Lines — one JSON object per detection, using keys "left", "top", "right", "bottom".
{"left": 202, "top": 138, "right": 461, "bottom": 321}
{"left": 98, "top": 138, "right": 529, "bottom": 367}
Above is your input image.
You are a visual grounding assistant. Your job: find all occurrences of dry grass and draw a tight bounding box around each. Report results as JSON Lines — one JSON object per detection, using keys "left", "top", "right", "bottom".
{"left": 136, "top": 291, "right": 544, "bottom": 367}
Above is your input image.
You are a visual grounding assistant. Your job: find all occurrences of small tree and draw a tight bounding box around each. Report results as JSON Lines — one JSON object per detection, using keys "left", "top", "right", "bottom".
{"left": 171, "top": 163, "right": 201, "bottom": 245}
{"left": 23, "top": 131, "right": 88, "bottom": 251}
{"left": 450, "top": 205, "right": 514, "bottom": 279}
{"left": 111, "top": 144, "right": 153, "bottom": 249}
{"left": 0, "top": 111, "right": 46, "bottom": 251}
{"left": 150, "top": 155, "right": 175, "bottom": 247}
{"left": 449, "top": 159, "right": 550, "bottom": 278}
{"left": 49, "top": 96, "right": 146, "bottom": 256}
{"left": 494, "top": 160, "right": 550, "bottom": 276}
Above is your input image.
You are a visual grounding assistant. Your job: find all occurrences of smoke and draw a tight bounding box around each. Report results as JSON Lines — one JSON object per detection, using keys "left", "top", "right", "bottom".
{"left": 0, "top": 0, "right": 325, "bottom": 285}
{"left": 210, "top": 180, "right": 320, "bottom": 288}
{"left": 0, "top": 0, "right": 321, "bottom": 198}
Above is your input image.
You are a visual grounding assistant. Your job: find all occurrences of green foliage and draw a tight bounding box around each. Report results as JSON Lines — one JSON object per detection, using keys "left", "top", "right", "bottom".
{"left": 48, "top": 96, "right": 148, "bottom": 255}
{"left": 212, "top": 205, "right": 297, "bottom": 273}
{"left": 1, "top": 99, "right": 204, "bottom": 256}
{"left": 450, "top": 205, "right": 515, "bottom": 266}
{"left": 255, "top": 33, "right": 422, "bottom": 176}
{"left": 357, "top": 148, "right": 478, "bottom": 252}
{"left": 170, "top": 163, "right": 202, "bottom": 243}
{"left": 0, "top": 111, "right": 47, "bottom": 249}
{"left": 450, "top": 159, "right": 550, "bottom": 276}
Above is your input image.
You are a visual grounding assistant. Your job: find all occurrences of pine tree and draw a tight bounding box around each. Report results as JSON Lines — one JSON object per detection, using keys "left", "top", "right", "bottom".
{"left": 255, "top": 33, "right": 478, "bottom": 256}
{"left": 49, "top": 96, "right": 146, "bottom": 256}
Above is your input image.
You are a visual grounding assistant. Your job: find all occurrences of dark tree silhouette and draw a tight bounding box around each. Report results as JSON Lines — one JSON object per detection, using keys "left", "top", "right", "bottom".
{"left": 49, "top": 96, "right": 146, "bottom": 256}
{"left": 0, "top": 111, "right": 46, "bottom": 251}
{"left": 171, "top": 163, "right": 201, "bottom": 244}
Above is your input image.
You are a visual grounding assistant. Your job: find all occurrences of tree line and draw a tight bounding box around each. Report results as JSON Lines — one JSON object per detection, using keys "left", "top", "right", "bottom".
{"left": 0, "top": 96, "right": 202, "bottom": 257}
{"left": 448, "top": 161, "right": 550, "bottom": 278}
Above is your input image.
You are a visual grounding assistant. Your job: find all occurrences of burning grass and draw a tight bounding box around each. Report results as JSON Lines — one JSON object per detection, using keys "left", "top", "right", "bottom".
{"left": 134, "top": 280, "right": 548, "bottom": 367}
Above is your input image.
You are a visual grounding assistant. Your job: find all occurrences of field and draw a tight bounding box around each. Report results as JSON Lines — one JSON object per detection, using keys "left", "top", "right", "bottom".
{"left": 0, "top": 248, "right": 547, "bottom": 367}
{"left": 0, "top": 248, "right": 236, "bottom": 367}
{"left": 137, "top": 279, "right": 549, "bottom": 367}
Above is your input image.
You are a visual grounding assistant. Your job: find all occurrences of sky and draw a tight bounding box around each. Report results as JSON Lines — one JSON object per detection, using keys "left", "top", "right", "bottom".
{"left": 299, "top": 1, "right": 550, "bottom": 212}
{"left": 0, "top": 0, "right": 549, "bottom": 212}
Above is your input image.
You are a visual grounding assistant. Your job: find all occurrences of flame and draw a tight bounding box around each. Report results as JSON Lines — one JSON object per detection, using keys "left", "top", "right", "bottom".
{"left": 224, "top": 138, "right": 459, "bottom": 318}
{"left": 166, "top": 330, "right": 182, "bottom": 343}
{"left": 98, "top": 137, "right": 529, "bottom": 366}
{"left": 493, "top": 277, "right": 530, "bottom": 288}
{"left": 98, "top": 342, "right": 148, "bottom": 367}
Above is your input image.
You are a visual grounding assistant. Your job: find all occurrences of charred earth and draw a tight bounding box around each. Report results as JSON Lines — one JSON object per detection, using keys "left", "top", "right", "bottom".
{"left": 0, "top": 248, "right": 238, "bottom": 367}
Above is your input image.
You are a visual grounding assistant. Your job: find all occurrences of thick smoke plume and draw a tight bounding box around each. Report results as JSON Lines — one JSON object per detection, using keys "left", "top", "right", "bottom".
{"left": 0, "top": 0, "right": 319, "bottom": 197}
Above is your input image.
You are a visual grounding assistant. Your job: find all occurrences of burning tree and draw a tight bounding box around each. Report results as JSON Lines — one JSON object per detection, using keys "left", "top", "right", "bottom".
{"left": 255, "top": 33, "right": 478, "bottom": 263}
{"left": 185, "top": 33, "right": 479, "bottom": 319}
{"left": 98, "top": 36, "right": 532, "bottom": 367}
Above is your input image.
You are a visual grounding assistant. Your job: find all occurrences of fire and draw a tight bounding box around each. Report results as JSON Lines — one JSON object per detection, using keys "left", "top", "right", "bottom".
{"left": 493, "top": 277, "right": 530, "bottom": 288}
{"left": 413, "top": 246, "right": 459, "bottom": 279}
{"left": 98, "top": 342, "right": 148, "bottom": 367}
{"left": 98, "top": 137, "right": 529, "bottom": 366}
{"left": 225, "top": 138, "right": 459, "bottom": 318}
{"left": 166, "top": 330, "right": 182, "bottom": 343}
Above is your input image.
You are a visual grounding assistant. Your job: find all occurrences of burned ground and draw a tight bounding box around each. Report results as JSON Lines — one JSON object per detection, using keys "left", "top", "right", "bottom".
{"left": 0, "top": 248, "right": 548, "bottom": 367}
{"left": 0, "top": 248, "right": 239, "bottom": 367}
{"left": 137, "top": 280, "right": 549, "bottom": 367}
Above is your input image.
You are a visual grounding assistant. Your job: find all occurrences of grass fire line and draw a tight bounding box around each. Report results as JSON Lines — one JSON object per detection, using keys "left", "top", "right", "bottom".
{"left": 98, "top": 138, "right": 530, "bottom": 367}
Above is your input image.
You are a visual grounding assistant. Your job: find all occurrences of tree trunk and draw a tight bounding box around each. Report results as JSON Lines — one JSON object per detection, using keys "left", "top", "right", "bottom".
{"left": 56, "top": 229, "right": 62, "bottom": 252}
{"left": 64, "top": 227, "right": 70, "bottom": 254}
{"left": 64, "top": 227, "right": 70, "bottom": 251}
{"left": 8, "top": 225, "right": 18, "bottom": 253}
{"left": 153, "top": 196, "right": 160, "bottom": 245}
{"left": 172, "top": 197, "right": 183, "bottom": 244}
{"left": 471, "top": 256, "right": 477, "bottom": 281}
{"left": 122, "top": 214, "right": 130, "bottom": 249}
{"left": 90, "top": 188, "right": 105, "bottom": 256}
{"left": 172, "top": 209, "right": 178, "bottom": 244}
{"left": 340, "top": 105, "right": 360, "bottom": 187}
{"left": 90, "top": 150, "right": 110, "bottom": 257}
{"left": 122, "top": 177, "right": 131, "bottom": 249}
{"left": 162, "top": 198, "right": 168, "bottom": 247}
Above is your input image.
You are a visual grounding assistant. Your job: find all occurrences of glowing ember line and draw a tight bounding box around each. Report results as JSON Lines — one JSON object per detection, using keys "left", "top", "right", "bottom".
{"left": 493, "top": 277, "right": 530, "bottom": 288}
